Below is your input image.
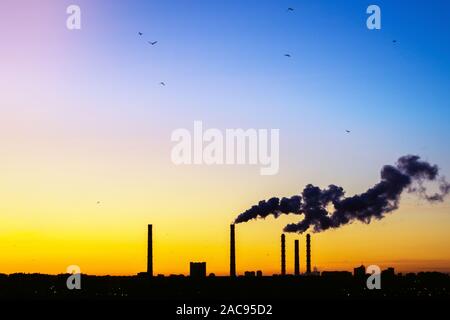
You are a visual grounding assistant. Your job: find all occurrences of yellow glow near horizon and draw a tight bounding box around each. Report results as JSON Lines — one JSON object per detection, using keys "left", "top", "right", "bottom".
{"left": 1, "top": 182, "right": 449, "bottom": 276}
{"left": 1, "top": 133, "right": 450, "bottom": 275}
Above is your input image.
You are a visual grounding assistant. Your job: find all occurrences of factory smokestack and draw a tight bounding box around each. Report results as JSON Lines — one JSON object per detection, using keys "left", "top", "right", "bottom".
{"left": 306, "top": 234, "right": 311, "bottom": 274}
{"left": 230, "top": 224, "right": 236, "bottom": 277}
{"left": 147, "top": 224, "right": 153, "bottom": 276}
{"left": 281, "top": 234, "right": 286, "bottom": 275}
{"left": 294, "top": 239, "right": 300, "bottom": 275}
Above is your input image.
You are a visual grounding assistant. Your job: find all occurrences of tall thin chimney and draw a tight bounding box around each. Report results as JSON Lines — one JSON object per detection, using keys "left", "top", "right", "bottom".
{"left": 306, "top": 234, "right": 311, "bottom": 274}
{"left": 294, "top": 239, "right": 300, "bottom": 275}
{"left": 281, "top": 234, "right": 286, "bottom": 275}
{"left": 230, "top": 224, "right": 236, "bottom": 277}
{"left": 147, "top": 224, "right": 153, "bottom": 276}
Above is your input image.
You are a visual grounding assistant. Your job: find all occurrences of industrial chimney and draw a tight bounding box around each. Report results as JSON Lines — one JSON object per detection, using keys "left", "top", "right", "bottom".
{"left": 294, "top": 239, "right": 300, "bottom": 275}
{"left": 281, "top": 234, "right": 286, "bottom": 275}
{"left": 230, "top": 224, "right": 236, "bottom": 277}
{"left": 306, "top": 234, "right": 311, "bottom": 274}
{"left": 147, "top": 224, "right": 153, "bottom": 276}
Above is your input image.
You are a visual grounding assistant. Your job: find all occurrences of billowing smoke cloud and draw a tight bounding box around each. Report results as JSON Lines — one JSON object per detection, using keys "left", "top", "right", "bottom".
{"left": 234, "top": 155, "right": 450, "bottom": 233}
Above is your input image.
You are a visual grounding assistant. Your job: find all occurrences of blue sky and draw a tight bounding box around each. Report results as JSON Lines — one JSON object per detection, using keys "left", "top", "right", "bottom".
{"left": 89, "top": 0, "right": 450, "bottom": 165}
{"left": 2, "top": 0, "right": 449, "bottom": 180}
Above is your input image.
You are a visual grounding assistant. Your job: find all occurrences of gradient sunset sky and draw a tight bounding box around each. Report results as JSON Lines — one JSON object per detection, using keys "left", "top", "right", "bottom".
{"left": 0, "top": 0, "right": 449, "bottom": 276}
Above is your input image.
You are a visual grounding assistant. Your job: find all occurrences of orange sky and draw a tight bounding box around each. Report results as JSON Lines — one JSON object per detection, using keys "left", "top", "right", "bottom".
{"left": 1, "top": 165, "right": 449, "bottom": 276}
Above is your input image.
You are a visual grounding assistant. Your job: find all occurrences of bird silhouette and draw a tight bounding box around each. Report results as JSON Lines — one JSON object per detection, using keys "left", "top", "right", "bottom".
{"left": 287, "top": 7, "right": 294, "bottom": 11}
{"left": 346, "top": 130, "right": 351, "bottom": 133}
{"left": 284, "top": 54, "right": 291, "bottom": 58}
{"left": 138, "top": 32, "right": 143, "bottom": 36}
{"left": 148, "top": 41, "right": 158, "bottom": 45}
{"left": 393, "top": 40, "right": 397, "bottom": 43}
{"left": 160, "top": 82, "right": 166, "bottom": 86}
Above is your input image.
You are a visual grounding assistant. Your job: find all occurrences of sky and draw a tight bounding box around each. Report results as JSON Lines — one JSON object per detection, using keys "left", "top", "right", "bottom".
{"left": 0, "top": 0, "right": 449, "bottom": 276}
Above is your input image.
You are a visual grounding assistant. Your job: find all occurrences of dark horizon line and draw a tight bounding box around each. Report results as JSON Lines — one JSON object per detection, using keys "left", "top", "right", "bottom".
{"left": 2, "top": 269, "right": 450, "bottom": 277}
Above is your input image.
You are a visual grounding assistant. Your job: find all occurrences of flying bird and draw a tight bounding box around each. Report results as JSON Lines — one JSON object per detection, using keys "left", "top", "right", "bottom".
{"left": 138, "top": 32, "right": 143, "bottom": 36}
{"left": 346, "top": 130, "right": 351, "bottom": 133}
{"left": 148, "top": 41, "right": 158, "bottom": 45}
{"left": 284, "top": 54, "right": 291, "bottom": 58}
{"left": 392, "top": 40, "right": 397, "bottom": 43}
{"left": 287, "top": 7, "right": 294, "bottom": 11}
{"left": 160, "top": 82, "right": 166, "bottom": 86}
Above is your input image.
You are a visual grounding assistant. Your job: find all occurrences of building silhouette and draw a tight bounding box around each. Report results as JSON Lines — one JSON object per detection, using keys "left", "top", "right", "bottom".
{"left": 354, "top": 265, "right": 366, "bottom": 278}
{"left": 306, "top": 234, "right": 311, "bottom": 274}
{"left": 147, "top": 224, "right": 153, "bottom": 276}
{"left": 281, "top": 234, "right": 286, "bottom": 275}
{"left": 190, "top": 262, "right": 206, "bottom": 278}
{"left": 294, "top": 239, "right": 300, "bottom": 275}
{"left": 230, "top": 224, "right": 236, "bottom": 277}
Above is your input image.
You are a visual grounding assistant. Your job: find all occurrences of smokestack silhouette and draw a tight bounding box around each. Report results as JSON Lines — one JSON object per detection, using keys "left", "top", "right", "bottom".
{"left": 281, "top": 234, "right": 286, "bottom": 275}
{"left": 294, "top": 239, "right": 300, "bottom": 275}
{"left": 230, "top": 224, "right": 236, "bottom": 277}
{"left": 306, "top": 234, "right": 311, "bottom": 274}
{"left": 234, "top": 155, "right": 450, "bottom": 233}
{"left": 147, "top": 224, "right": 153, "bottom": 276}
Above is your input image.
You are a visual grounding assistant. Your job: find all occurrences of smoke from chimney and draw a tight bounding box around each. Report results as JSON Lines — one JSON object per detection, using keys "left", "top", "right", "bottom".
{"left": 233, "top": 155, "right": 450, "bottom": 233}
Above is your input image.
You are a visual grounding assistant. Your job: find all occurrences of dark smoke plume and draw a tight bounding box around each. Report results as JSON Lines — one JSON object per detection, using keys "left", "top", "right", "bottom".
{"left": 234, "top": 155, "right": 450, "bottom": 233}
